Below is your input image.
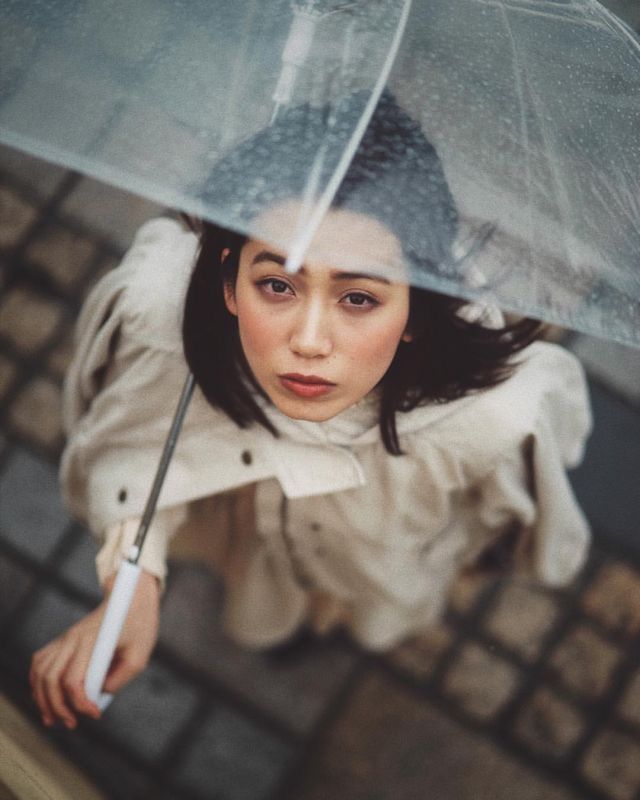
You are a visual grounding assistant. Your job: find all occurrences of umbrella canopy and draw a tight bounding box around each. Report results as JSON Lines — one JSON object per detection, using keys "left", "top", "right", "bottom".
{"left": 1, "top": 0, "right": 639, "bottom": 344}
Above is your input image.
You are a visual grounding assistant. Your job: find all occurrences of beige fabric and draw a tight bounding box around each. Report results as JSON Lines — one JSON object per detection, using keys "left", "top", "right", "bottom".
{"left": 169, "top": 485, "right": 352, "bottom": 640}
{"left": 61, "top": 217, "right": 593, "bottom": 651}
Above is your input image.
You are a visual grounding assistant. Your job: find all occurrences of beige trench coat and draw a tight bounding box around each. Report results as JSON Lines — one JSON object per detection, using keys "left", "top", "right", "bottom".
{"left": 60, "top": 218, "right": 592, "bottom": 650}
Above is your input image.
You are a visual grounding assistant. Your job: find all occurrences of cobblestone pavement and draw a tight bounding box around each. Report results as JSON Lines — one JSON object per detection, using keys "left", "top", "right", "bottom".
{"left": 2, "top": 5, "right": 640, "bottom": 798}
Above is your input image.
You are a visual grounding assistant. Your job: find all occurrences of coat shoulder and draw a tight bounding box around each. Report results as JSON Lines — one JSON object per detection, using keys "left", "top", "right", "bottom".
{"left": 402, "top": 342, "right": 591, "bottom": 475}
{"left": 115, "top": 217, "right": 200, "bottom": 351}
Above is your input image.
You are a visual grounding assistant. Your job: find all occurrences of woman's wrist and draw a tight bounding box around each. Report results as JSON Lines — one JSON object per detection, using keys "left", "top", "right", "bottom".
{"left": 101, "top": 567, "right": 161, "bottom": 598}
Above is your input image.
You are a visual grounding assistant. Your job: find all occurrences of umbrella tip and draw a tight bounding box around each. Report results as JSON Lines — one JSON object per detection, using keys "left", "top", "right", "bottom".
{"left": 284, "top": 242, "right": 307, "bottom": 273}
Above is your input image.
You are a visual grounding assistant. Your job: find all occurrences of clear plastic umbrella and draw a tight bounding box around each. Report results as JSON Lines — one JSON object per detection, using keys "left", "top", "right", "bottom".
{"left": 2, "top": 0, "right": 639, "bottom": 708}
{"left": 2, "top": 0, "right": 639, "bottom": 343}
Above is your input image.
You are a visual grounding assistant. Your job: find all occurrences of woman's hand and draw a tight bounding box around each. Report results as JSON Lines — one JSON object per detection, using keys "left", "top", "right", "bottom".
{"left": 29, "top": 569, "right": 161, "bottom": 729}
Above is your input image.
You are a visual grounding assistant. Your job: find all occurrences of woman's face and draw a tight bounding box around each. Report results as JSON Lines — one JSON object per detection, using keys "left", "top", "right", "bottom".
{"left": 224, "top": 205, "right": 411, "bottom": 422}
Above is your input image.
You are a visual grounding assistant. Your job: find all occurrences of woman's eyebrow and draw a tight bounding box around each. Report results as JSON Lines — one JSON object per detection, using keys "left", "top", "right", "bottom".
{"left": 251, "top": 250, "right": 390, "bottom": 284}
{"left": 333, "top": 271, "right": 390, "bottom": 285}
{"left": 251, "top": 250, "right": 286, "bottom": 266}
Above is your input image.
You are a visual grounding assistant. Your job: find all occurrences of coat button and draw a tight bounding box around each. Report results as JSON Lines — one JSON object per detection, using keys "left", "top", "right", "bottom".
{"left": 310, "top": 522, "right": 321, "bottom": 532}
{"left": 241, "top": 450, "right": 253, "bottom": 466}
{"left": 118, "top": 489, "right": 127, "bottom": 503}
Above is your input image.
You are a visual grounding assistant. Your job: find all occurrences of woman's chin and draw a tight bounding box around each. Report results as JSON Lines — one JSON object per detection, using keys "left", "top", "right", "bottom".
{"left": 269, "top": 392, "right": 346, "bottom": 423}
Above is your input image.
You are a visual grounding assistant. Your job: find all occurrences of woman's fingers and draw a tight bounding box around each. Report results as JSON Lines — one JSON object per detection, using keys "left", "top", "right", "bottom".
{"left": 60, "top": 642, "right": 102, "bottom": 720}
{"left": 30, "top": 647, "right": 57, "bottom": 726}
{"left": 30, "top": 612, "right": 102, "bottom": 727}
{"left": 29, "top": 569, "right": 161, "bottom": 728}
{"left": 37, "top": 640, "right": 79, "bottom": 729}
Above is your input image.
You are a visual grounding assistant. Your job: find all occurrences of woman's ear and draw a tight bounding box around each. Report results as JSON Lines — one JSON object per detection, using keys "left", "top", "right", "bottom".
{"left": 221, "top": 248, "right": 238, "bottom": 316}
{"left": 401, "top": 330, "right": 414, "bottom": 343}
{"left": 223, "top": 281, "right": 238, "bottom": 316}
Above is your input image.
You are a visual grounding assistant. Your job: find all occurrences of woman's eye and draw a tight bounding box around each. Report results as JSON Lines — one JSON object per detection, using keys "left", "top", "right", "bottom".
{"left": 258, "top": 278, "right": 293, "bottom": 296}
{"left": 342, "top": 292, "right": 378, "bottom": 308}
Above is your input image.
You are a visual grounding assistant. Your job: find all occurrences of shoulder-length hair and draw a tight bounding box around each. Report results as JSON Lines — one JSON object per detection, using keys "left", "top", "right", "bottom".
{"left": 183, "top": 91, "right": 541, "bottom": 454}
{"left": 182, "top": 219, "right": 541, "bottom": 456}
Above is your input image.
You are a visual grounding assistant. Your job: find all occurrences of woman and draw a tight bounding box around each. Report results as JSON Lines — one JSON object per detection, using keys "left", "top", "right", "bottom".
{"left": 30, "top": 93, "right": 591, "bottom": 729}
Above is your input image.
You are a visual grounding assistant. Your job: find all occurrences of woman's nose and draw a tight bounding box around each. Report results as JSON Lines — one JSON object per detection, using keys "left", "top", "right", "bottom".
{"left": 289, "top": 303, "right": 333, "bottom": 358}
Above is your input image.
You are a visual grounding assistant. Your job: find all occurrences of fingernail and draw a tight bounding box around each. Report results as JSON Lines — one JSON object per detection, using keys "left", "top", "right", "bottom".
{"left": 64, "top": 719, "right": 76, "bottom": 730}
{"left": 42, "top": 717, "right": 53, "bottom": 727}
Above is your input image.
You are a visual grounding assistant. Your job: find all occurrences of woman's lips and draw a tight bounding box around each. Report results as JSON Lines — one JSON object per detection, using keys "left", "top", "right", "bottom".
{"left": 278, "top": 373, "right": 336, "bottom": 399}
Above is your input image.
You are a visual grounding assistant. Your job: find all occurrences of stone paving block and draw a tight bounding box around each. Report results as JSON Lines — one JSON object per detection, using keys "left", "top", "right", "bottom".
{"left": 1, "top": 41, "right": 119, "bottom": 159}
{"left": 569, "top": 335, "right": 640, "bottom": 407}
{"left": 604, "top": 0, "right": 640, "bottom": 28}
{"left": 0, "top": 12, "right": 39, "bottom": 90}
{"left": 68, "top": 0, "right": 171, "bottom": 65}
{"left": 388, "top": 621, "right": 454, "bottom": 681}
{"left": 0, "top": 255, "right": 7, "bottom": 292}
{"left": 448, "top": 571, "right": 498, "bottom": 616}
{"left": 92, "top": 660, "right": 200, "bottom": 763}
{"left": 159, "top": 562, "right": 358, "bottom": 735}
{"left": 0, "top": 185, "right": 37, "bottom": 249}
{"left": 0, "top": 144, "right": 67, "bottom": 197}
{"left": 52, "top": 728, "right": 151, "bottom": 800}
{"left": 101, "top": 105, "right": 208, "bottom": 195}
{"left": 514, "top": 687, "right": 585, "bottom": 760}
{"left": 0, "top": 284, "right": 64, "bottom": 354}
{"left": 25, "top": 223, "right": 97, "bottom": 290}
{"left": 547, "top": 624, "right": 623, "bottom": 699}
{"left": 618, "top": 671, "right": 640, "bottom": 728}
{"left": 581, "top": 562, "right": 640, "bottom": 640}
{"left": 0, "top": 555, "right": 35, "bottom": 627}
{"left": 582, "top": 728, "right": 640, "bottom": 800}
{"left": 443, "top": 642, "right": 520, "bottom": 720}
{"left": 570, "top": 383, "right": 640, "bottom": 558}
{"left": 287, "top": 670, "right": 580, "bottom": 800}
{"left": 174, "top": 705, "right": 294, "bottom": 800}
{"left": 9, "top": 377, "right": 63, "bottom": 450}
{"left": 47, "top": 326, "right": 75, "bottom": 379}
{"left": 485, "top": 580, "right": 560, "bottom": 662}
{"left": 58, "top": 530, "right": 102, "bottom": 601}
{"left": 0, "top": 352, "right": 16, "bottom": 398}
{"left": 12, "top": 586, "right": 87, "bottom": 652}
{"left": 0, "top": 447, "right": 71, "bottom": 562}
{"left": 61, "top": 177, "right": 164, "bottom": 252}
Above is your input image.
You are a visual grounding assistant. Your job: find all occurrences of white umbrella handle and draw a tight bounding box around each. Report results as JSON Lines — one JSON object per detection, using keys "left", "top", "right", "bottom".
{"left": 84, "top": 373, "right": 194, "bottom": 713}
{"left": 84, "top": 560, "right": 141, "bottom": 711}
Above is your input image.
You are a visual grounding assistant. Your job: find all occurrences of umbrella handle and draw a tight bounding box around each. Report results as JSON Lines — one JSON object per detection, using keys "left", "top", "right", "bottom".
{"left": 84, "top": 560, "right": 141, "bottom": 711}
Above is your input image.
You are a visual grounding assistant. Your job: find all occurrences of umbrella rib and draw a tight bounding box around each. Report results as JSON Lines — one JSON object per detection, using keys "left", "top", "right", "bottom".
{"left": 284, "top": 0, "right": 413, "bottom": 274}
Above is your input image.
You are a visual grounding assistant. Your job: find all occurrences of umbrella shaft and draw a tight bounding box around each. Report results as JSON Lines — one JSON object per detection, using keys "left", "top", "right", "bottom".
{"left": 129, "top": 372, "right": 196, "bottom": 563}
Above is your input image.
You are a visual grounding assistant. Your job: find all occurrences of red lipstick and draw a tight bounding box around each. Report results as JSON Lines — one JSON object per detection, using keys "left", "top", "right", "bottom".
{"left": 279, "top": 373, "right": 336, "bottom": 399}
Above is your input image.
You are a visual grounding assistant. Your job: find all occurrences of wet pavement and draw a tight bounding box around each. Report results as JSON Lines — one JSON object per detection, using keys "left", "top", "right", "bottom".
{"left": 2, "top": 5, "right": 640, "bottom": 797}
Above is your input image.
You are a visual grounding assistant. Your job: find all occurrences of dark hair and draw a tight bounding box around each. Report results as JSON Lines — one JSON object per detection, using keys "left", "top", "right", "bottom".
{"left": 183, "top": 92, "right": 541, "bottom": 454}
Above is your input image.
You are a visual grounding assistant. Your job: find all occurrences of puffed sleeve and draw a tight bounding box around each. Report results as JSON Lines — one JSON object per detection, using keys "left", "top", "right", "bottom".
{"left": 59, "top": 217, "right": 198, "bottom": 524}
{"left": 62, "top": 217, "right": 192, "bottom": 435}
{"left": 463, "top": 398, "right": 591, "bottom": 585}
{"left": 59, "top": 217, "right": 199, "bottom": 581}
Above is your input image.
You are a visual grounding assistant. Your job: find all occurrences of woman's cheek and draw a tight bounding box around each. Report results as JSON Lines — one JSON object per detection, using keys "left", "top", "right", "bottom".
{"left": 237, "top": 301, "right": 284, "bottom": 363}
{"left": 346, "top": 325, "right": 404, "bottom": 380}
{"left": 348, "top": 316, "right": 406, "bottom": 367}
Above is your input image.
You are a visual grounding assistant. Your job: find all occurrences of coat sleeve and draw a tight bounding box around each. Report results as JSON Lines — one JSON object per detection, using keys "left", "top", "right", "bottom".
{"left": 463, "top": 429, "right": 590, "bottom": 585}
{"left": 95, "top": 506, "right": 188, "bottom": 588}
{"left": 62, "top": 217, "right": 191, "bottom": 435}
{"left": 461, "top": 345, "right": 592, "bottom": 586}
{"left": 59, "top": 218, "right": 199, "bottom": 579}
{"left": 61, "top": 269, "right": 127, "bottom": 437}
